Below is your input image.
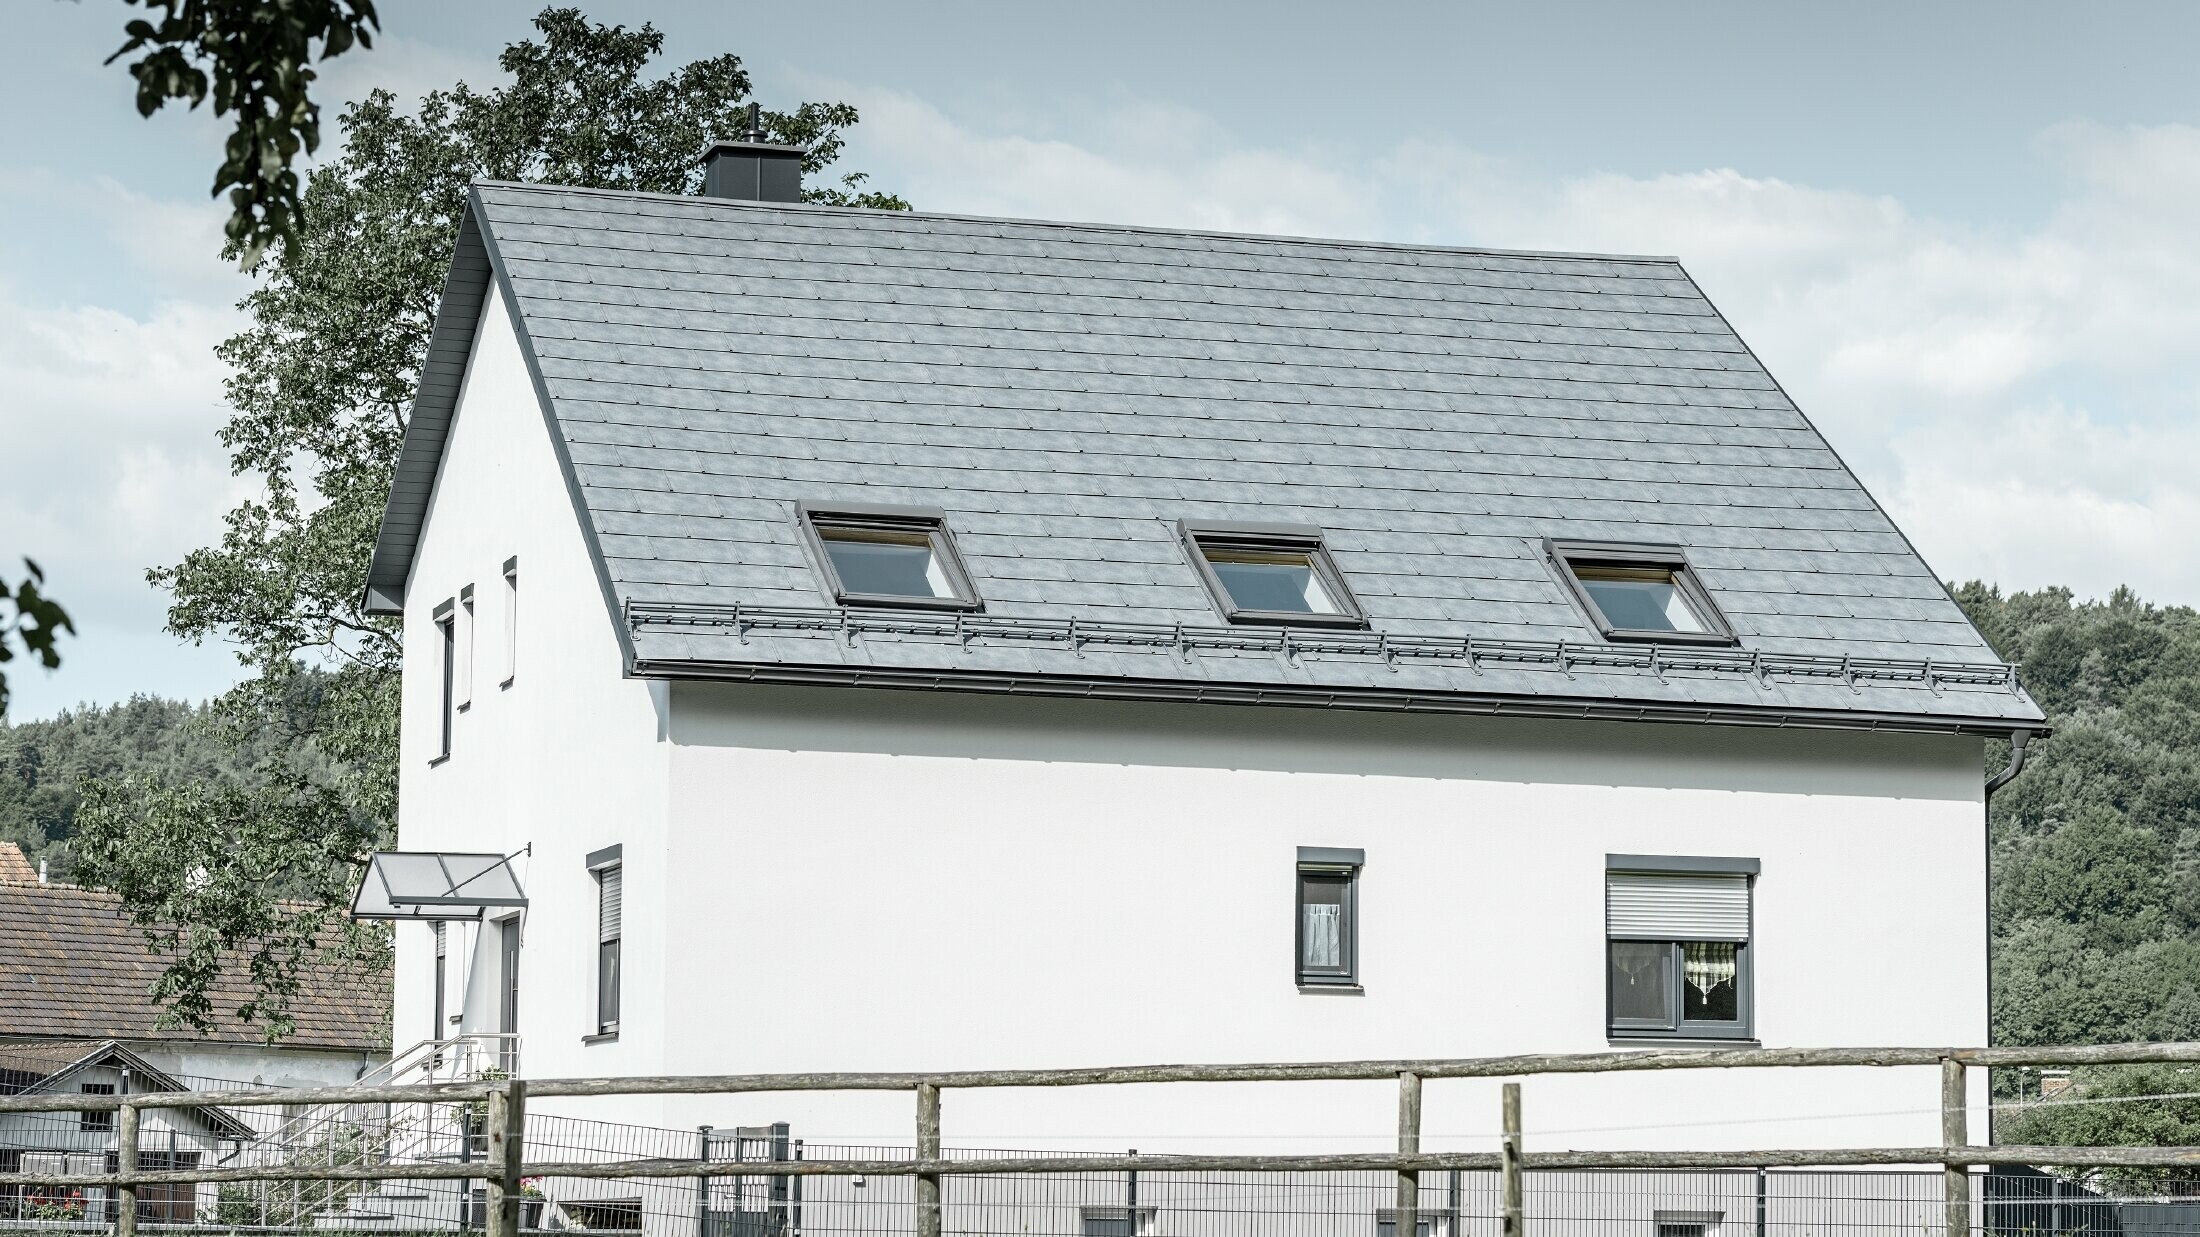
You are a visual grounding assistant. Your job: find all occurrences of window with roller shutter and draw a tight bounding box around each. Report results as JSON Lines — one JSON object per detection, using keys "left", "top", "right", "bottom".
{"left": 589, "top": 845, "right": 622, "bottom": 1038}
{"left": 1605, "top": 856, "right": 1757, "bottom": 1040}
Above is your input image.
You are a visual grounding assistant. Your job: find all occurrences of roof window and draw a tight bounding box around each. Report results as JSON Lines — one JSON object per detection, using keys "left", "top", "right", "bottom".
{"left": 1182, "top": 521, "right": 1364, "bottom": 628}
{"left": 800, "top": 503, "right": 981, "bottom": 610}
{"left": 1548, "top": 539, "right": 1734, "bottom": 645}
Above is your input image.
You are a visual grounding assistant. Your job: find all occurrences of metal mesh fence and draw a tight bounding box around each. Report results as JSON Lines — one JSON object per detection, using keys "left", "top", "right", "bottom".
{"left": 13, "top": 1054, "right": 2200, "bottom": 1236}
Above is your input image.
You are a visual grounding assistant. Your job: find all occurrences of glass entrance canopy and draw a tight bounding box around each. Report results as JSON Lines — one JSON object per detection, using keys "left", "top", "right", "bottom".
{"left": 350, "top": 850, "right": 529, "bottom": 921}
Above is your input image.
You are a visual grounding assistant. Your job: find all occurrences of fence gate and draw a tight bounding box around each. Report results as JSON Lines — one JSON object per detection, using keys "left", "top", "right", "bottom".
{"left": 702, "top": 1123, "right": 799, "bottom": 1237}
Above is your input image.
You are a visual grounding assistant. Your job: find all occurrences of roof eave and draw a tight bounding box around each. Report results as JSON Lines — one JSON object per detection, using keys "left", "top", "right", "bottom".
{"left": 360, "top": 198, "right": 499, "bottom": 616}
{"left": 632, "top": 657, "right": 2050, "bottom": 740}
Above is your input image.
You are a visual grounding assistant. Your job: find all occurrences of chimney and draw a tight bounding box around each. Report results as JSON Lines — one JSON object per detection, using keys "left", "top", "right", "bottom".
{"left": 700, "top": 102, "right": 806, "bottom": 203}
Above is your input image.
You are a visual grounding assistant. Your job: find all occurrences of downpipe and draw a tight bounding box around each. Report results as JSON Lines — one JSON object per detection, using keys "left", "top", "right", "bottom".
{"left": 1984, "top": 730, "right": 2033, "bottom": 800}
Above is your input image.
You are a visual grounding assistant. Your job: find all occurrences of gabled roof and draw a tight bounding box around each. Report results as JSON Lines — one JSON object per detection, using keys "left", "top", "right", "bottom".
{"left": 368, "top": 182, "right": 2043, "bottom": 735}
{"left": 0, "top": 881, "right": 389, "bottom": 1054}
{"left": 0, "top": 1039, "right": 253, "bottom": 1138}
{"left": 0, "top": 841, "right": 36, "bottom": 884}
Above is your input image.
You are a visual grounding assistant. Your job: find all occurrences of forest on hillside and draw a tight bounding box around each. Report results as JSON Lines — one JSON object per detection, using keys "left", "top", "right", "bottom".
{"left": 0, "top": 679, "right": 337, "bottom": 880}
{"left": 5, "top": 587, "right": 2196, "bottom": 1050}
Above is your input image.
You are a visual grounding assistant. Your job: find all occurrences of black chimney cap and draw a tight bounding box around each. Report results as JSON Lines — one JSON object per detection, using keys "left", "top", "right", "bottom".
{"left": 699, "top": 102, "right": 807, "bottom": 203}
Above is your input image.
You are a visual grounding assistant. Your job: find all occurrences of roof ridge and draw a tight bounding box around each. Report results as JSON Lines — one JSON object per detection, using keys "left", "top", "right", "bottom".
{"left": 471, "top": 179, "right": 1686, "bottom": 267}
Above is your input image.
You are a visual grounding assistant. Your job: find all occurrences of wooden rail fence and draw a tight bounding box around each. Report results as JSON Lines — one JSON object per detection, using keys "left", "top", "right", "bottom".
{"left": 3, "top": 1041, "right": 2199, "bottom": 1237}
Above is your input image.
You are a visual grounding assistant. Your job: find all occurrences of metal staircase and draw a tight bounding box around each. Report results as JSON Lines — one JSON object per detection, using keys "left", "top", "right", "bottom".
{"left": 224, "top": 1035, "right": 519, "bottom": 1232}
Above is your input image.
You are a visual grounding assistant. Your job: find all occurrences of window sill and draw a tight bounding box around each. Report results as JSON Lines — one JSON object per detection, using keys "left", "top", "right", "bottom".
{"left": 500, "top": 677, "right": 514, "bottom": 690}
{"left": 428, "top": 754, "right": 450, "bottom": 768}
{"left": 1608, "top": 1034, "right": 1759, "bottom": 1047}
{"left": 582, "top": 1031, "right": 619, "bottom": 1045}
{"left": 1298, "top": 983, "right": 1364, "bottom": 996}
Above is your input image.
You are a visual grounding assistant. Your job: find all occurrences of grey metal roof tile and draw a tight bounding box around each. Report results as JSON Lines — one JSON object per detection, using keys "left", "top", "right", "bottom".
{"left": 361, "top": 183, "right": 2041, "bottom": 730}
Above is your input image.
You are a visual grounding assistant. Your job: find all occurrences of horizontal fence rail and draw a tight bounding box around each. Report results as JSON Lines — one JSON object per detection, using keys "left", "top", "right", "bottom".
{"left": 17, "top": 1039, "right": 2199, "bottom": 1117}
{"left": 4, "top": 1041, "right": 2198, "bottom": 1237}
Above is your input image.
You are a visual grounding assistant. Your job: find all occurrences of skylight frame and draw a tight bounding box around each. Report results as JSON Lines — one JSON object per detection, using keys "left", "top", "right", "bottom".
{"left": 1180, "top": 520, "right": 1367, "bottom": 629}
{"left": 798, "top": 501, "right": 983, "bottom": 612}
{"left": 1546, "top": 538, "right": 1737, "bottom": 647}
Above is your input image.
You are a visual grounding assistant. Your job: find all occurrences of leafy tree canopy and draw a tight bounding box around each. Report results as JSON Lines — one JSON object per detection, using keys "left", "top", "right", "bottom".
{"left": 109, "top": 0, "right": 382, "bottom": 268}
{"left": 76, "top": 6, "right": 906, "bottom": 1040}
{"left": 1957, "top": 584, "right": 2200, "bottom": 1169}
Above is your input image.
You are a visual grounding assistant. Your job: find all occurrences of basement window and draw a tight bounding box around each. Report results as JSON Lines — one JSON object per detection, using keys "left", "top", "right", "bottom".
{"left": 800, "top": 503, "right": 981, "bottom": 610}
{"left": 1183, "top": 522, "right": 1364, "bottom": 627}
{"left": 1548, "top": 540, "right": 1734, "bottom": 645}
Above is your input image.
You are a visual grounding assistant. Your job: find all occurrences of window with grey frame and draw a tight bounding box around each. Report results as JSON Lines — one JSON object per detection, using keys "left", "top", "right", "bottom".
{"left": 433, "top": 600, "right": 456, "bottom": 761}
{"left": 432, "top": 921, "right": 447, "bottom": 1040}
{"left": 1606, "top": 856, "right": 1756, "bottom": 1040}
{"left": 799, "top": 503, "right": 982, "bottom": 610}
{"left": 1183, "top": 522, "right": 1365, "bottom": 628}
{"left": 590, "top": 846, "right": 622, "bottom": 1038}
{"left": 1547, "top": 539, "right": 1735, "bottom": 645}
{"left": 1296, "top": 847, "right": 1363, "bottom": 988}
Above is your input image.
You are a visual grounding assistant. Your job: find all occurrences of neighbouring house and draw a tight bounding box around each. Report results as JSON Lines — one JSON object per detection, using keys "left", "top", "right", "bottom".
{"left": 0, "top": 848, "right": 390, "bottom": 1225}
{"left": 0, "top": 844, "right": 389, "bottom": 1088}
{"left": 356, "top": 137, "right": 2046, "bottom": 1173}
{"left": 0, "top": 1039, "right": 252, "bottom": 1224}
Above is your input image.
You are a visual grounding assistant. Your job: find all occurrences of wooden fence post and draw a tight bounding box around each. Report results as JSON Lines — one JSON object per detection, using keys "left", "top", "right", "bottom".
{"left": 115, "top": 1103, "right": 138, "bottom": 1237}
{"left": 484, "top": 1079, "right": 528, "bottom": 1237}
{"left": 1397, "top": 1071, "right": 1422, "bottom": 1237}
{"left": 916, "top": 1082, "right": 942, "bottom": 1237}
{"left": 1501, "top": 1082, "right": 1523, "bottom": 1237}
{"left": 1943, "top": 1058, "right": 1969, "bottom": 1237}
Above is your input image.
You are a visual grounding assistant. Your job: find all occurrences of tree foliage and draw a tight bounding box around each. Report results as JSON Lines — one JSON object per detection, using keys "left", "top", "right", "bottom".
{"left": 109, "top": 0, "right": 382, "bottom": 268}
{"left": 1957, "top": 584, "right": 2200, "bottom": 1051}
{"left": 76, "top": 7, "right": 904, "bottom": 1040}
{"left": 1957, "top": 584, "right": 2200, "bottom": 1168}
{"left": 1999, "top": 1063, "right": 2200, "bottom": 1194}
{"left": 0, "top": 561, "right": 72, "bottom": 717}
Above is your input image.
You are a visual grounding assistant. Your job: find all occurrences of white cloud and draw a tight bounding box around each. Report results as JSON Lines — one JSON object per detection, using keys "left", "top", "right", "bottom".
{"left": 0, "top": 291, "right": 253, "bottom": 719}
{"left": 821, "top": 87, "right": 2200, "bottom": 608}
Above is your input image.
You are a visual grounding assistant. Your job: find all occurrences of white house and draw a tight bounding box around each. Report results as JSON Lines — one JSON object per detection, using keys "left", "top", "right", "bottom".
{"left": 356, "top": 137, "right": 2045, "bottom": 1178}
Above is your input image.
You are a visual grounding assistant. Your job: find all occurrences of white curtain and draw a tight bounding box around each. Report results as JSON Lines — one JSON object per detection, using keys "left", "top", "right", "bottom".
{"left": 1685, "top": 941, "right": 1737, "bottom": 995}
{"left": 1303, "top": 904, "right": 1342, "bottom": 967}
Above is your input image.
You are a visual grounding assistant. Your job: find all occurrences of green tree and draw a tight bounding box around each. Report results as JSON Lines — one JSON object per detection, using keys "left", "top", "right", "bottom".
{"left": 0, "top": 561, "right": 72, "bottom": 716}
{"left": 1953, "top": 580, "right": 2200, "bottom": 1151}
{"left": 109, "top": 0, "right": 381, "bottom": 268}
{"left": 2000, "top": 1063, "right": 2200, "bottom": 1194}
{"left": 76, "top": 6, "right": 906, "bottom": 1039}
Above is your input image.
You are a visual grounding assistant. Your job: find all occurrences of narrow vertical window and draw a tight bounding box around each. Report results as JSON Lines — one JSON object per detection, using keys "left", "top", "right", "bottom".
{"left": 432, "top": 921, "right": 448, "bottom": 1039}
{"left": 589, "top": 845, "right": 623, "bottom": 1038}
{"left": 1296, "top": 847, "right": 1362, "bottom": 989}
{"left": 1605, "top": 856, "right": 1756, "bottom": 1039}
{"left": 433, "top": 600, "right": 456, "bottom": 762}
{"left": 501, "top": 557, "right": 518, "bottom": 686}
{"left": 456, "top": 585, "right": 475, "bottom": 710}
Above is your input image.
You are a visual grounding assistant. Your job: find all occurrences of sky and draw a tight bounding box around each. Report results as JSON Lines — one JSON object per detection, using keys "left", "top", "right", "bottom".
{"left": 4, "top": 1, "right": 2198, "bottom": 720}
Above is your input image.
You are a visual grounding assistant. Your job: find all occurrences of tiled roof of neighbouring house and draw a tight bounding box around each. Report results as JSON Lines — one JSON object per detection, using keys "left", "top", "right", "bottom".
{"left": 0, "top": 842, "right": 36, "bottom": 885}
{"left": 368, "top": 183, "right": 2044, "bottom": 734}
{"left": 0, "top": 879, "right": 389, "bottom": 1054}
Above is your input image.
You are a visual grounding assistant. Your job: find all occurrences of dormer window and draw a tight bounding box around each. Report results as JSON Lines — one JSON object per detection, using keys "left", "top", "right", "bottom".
{"left": 1548, "top": 540, "right": 1734, "bottom": 645}
{"left": 1182, "top": 521, "right": 1364, "bottom": 628}
{"left": 799, "top": 503, "right": 981, "bottom": 610}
